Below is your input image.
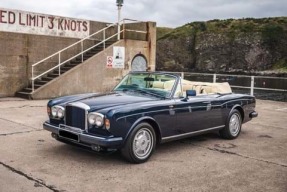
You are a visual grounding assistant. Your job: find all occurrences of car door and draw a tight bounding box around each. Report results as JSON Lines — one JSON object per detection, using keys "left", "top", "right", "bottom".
{"left": 152, "top": 99, "right": 177, "bottom": 137}
{"left": 174, "top": 94, "right": 224, "bottom": 133}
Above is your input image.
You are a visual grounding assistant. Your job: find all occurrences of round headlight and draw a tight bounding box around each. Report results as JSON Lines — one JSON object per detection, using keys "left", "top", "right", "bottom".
{"left": 51, "top": 107, "right": 58, "bottom": 117}
{"left": 88, "top": 113, "right": 104, "bottom": 127}
{"left": 88, "top": 113, "right": 97, "bottom": 125}
{"left": 51, "top": 106, "right": 65, "bottom": 119}
{"left": 57, "top": 108, "right": 64, "bottom": 118}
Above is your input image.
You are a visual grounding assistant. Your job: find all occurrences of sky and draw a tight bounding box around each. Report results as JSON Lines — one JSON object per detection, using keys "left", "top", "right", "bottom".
{"left": 0, "top": 0, "right": 287, "bottom": 27}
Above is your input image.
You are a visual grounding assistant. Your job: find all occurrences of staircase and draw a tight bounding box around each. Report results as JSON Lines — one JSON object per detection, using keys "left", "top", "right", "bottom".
{"left": 15, "top": 22, "right": 121, "bottom": 99}
{"left": 15, "top": 19, "right": 150, "bottom": 99}
{"left": 15, "top": 41, "right": 115, "bottom": 99}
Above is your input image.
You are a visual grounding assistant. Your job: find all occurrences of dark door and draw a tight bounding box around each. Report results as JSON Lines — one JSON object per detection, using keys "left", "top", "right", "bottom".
{"left": 174, "top": 95, "right": 224, "bottom": 134}
{"left": 152, "top": 99, "right": 177, "bottom": 138}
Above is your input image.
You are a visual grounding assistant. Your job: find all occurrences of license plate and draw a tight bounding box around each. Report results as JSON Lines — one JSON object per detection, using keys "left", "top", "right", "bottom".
{"left": 59, "top": 130, "right": 79, "bottom": 142}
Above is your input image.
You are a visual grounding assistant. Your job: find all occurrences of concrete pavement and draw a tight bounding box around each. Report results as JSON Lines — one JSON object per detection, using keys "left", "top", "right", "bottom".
{"left": 0, "top": 98, "right": 286, "bottom": 192}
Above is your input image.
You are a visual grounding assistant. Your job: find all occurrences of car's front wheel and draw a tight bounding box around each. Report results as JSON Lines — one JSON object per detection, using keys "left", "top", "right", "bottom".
{"left": 121, "top": 122, "right": 156, "bottom": 163}
{"left": 220, "top": 109, "right": 242, "bottom": 139}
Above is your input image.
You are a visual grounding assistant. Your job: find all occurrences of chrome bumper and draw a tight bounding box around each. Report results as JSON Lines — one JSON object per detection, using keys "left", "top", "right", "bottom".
{"left": 43, "top": 121, "right": 123, "bottom": 148}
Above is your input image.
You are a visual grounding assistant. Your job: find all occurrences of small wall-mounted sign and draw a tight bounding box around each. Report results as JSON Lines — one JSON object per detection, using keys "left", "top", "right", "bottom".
{"left": 113, "top": 46, "right": 125, "bottom": 68}
{"left": 106, "top": 56, "right": 113, "bottom": 68}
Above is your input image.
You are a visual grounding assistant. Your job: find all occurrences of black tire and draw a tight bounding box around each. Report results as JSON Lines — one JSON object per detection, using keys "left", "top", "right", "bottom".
{"left": 121, "top": 122, "right": 156, "bottom": 163}
{"left": 220, "top": 109, "right": 242, "bottom": 139}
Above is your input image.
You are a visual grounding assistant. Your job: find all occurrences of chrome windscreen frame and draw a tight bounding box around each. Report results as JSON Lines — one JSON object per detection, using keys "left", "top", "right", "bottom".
{"left": 65, "top": 102, "right": 91, "bottom": 132}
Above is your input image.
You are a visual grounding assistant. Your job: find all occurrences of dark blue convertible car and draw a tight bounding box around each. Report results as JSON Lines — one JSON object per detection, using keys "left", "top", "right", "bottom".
{"left": 44, "top": 72, "right": 258, "bottom": 163}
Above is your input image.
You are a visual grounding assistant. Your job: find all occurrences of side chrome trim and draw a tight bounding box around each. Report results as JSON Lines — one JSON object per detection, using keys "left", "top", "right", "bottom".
{"left": 161, "top": 125, "right": 225, "bottom": 141}
{"left": 116, "top": 109, "right": 170, "bottom": 121}
{"left": 221, "top": 99, "right": 251, "bottom": 106}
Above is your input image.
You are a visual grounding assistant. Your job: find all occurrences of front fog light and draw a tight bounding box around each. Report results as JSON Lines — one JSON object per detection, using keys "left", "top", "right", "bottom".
{"left": 88, "top": 113, "right": 104, "bottom": 127}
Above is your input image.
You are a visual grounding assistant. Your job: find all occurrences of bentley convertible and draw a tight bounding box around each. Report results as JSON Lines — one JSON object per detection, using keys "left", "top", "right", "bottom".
{"left": 43, "top": 72, "right": 258, "bottom": 163}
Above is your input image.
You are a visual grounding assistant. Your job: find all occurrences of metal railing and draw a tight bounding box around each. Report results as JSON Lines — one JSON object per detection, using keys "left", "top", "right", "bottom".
{"left": 174, "top": 72, "right": 287, "bottom": 96}
{"left": 31, "top": 19, "right": 148, "bottom": 92}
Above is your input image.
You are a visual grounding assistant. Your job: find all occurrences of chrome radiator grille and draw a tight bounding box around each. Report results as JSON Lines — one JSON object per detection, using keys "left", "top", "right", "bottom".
{"left": 65, "top": 105, "right": 86, "bottom": 130}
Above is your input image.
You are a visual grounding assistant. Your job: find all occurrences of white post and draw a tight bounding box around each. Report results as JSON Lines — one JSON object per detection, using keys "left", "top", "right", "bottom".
{"left": 58, "top": 53, "right": 61, "bottom": 76}
{"left": 213, "top": 74, "right": 216, "bottom": 83}
{"left": 181, "top": 72, "right": 184, "bottom": 79}
{"left": 250, "top": 76, "right": 254, "bottom": 96}
{"left": 117, "top": 5, "right": 121, "bottom": 40}
{"left": 103, "top": 29, "right": 106, "bottom": 49}
{"left": 32, "top": 67, "right": 34, "bottom": 92}
{"left": 81, "top": 41, "right": 83, "bottom": 62}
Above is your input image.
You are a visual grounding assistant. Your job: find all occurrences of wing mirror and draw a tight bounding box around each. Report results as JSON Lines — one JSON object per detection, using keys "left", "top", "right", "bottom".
{"left": 182, "top": 90, "right": 196, "bottom": 101}
{"left": 186, "top": 90, "right": 196, "bottom": 97}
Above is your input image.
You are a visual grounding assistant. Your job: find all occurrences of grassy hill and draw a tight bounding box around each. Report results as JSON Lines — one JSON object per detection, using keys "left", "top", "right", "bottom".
{"left": 156, "top": 17, "right": 287, "bottom": 74}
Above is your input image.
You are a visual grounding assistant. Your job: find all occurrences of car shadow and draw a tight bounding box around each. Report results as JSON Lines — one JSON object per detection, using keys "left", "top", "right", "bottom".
{"left": 43, "top": 132, "right": 223, "bottom": 165}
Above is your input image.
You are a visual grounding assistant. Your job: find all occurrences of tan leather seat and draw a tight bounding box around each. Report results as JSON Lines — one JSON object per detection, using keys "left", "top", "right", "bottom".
{"left": 181, "top": 79, "right": 232, "bottom": 95}
{"left": 152, "top": 81, "right": 164, "bottom": 89}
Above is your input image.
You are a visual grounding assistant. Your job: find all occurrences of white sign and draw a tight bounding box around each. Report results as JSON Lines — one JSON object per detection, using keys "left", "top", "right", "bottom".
{"left": 113, "top": 46, "right": 125, "bottom": 68}
{"left": 106, "top": 56, "right": 113, "bottom": 68}
{"left": 0, "top": 8, "right": 90, "bottom": 38}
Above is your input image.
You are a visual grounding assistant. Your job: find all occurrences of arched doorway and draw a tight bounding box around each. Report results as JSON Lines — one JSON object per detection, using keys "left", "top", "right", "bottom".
{"left": 131, "top": 54, "right": 147, "bottom": 71}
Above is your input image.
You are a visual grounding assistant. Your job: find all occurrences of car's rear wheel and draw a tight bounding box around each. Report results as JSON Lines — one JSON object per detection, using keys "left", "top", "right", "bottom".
{"left": 220, "top": 109, "right": 242, "bottom": 139}
{"left": 121, "top": 122, "right": 156, "bottom": 163}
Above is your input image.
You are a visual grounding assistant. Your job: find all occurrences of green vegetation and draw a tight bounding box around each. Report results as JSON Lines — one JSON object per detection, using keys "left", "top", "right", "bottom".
{"left": 157, "top": 25, "right": 194, "bottom": 40}
{"left": 273, "top": 59, "right": 287, "bottom": 72}
{"left": 156, "top": 17, "right": 287, "bottom": 74}
{"left": 156, "top": 27, "right": 173, "bottom": 40}
{"left": 262, "top": 24, "right": 285, "bottom": 49}
{"left": 157, "top": 17, "right": 287, "bottom": 40}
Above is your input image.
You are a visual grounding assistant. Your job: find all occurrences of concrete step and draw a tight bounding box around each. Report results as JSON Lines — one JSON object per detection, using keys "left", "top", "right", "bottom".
{"left": 15, "top": 92, "right": 32, "bottom": 99}
{"left": 34, "top": 80, "right": 49, "bottom": 86}
{"left": 52, "top": 66, "right": 72, "bottom": 73}
{"left": 75, "top": 57, "right": 88, "bottom": 62}
{"left": 85, "top": 52, "right": 98, "bottom": 57}
{"left": 64, "top": 64, "right": 78, "bottom": 68}
{"left": 47, "top": 73, "right": 60, "bottom": 78}
{"left": 90, "top": 48, "right": 103, "bottom": 53}
{"left": 27, "top": 84, "right": 42, "bottom": 89}
{"left": 42, "top": 77, "right": 54, "bottom": 81}
{"left": 70, "top": 60, "right": 81, "bottom": 64}
{"left": 23, "top": 88, "right": 33, "bottom": 92}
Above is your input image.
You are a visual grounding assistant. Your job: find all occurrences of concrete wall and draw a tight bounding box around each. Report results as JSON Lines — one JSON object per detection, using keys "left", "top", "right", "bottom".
{"left": 32, "top": 39, "right": 152, "bottom": 99}
{"left": 0, "top": 20, "right": 156, "bottom": 97}
{"left": 0, "top": 20, "right": 108, "bottom": 97}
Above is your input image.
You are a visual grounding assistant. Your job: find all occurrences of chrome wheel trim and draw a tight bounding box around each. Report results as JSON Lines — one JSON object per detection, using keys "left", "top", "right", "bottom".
{"left": 132, "top": 128, "right": 153, "bottom": 160}
{"left": 229, "top": 113, "right": 241, "bottom": 137}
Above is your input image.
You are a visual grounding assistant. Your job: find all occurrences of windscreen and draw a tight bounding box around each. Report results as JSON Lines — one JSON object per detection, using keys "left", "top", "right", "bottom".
{"left": 114, "top": 73, "right": 177, "bottom": 98}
